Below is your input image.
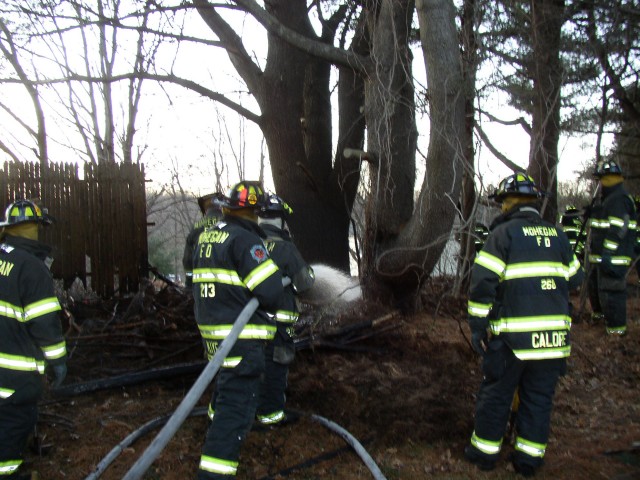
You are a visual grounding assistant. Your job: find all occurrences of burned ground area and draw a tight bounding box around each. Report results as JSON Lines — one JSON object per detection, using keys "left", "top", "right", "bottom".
{"left": 24, "top": 278, "right": 640, "bottom": 480}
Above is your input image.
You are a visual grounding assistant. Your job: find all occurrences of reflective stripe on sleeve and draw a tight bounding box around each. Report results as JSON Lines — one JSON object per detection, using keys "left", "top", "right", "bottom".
{"left": 474, "top": 251, "right": 506, "bottom": 276}
{"left": 244, "top": 259, "right": 279, "bottom": 290}
{"left": 0, "top": 301, "right": 23, "bottom": 321}
{"left": 42, "top": 341, "right": 67, "bottom": 360}
{"left": 468, "top": 301, "right": 491, "bottom": 317}
{"left": 23, "top": 297, "right": 61, "bottom": 321}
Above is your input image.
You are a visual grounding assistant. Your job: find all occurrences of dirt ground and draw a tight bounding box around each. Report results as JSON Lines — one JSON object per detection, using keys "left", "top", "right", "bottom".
{"left": 24, "top": 277, "right": 640, "bottom": 480}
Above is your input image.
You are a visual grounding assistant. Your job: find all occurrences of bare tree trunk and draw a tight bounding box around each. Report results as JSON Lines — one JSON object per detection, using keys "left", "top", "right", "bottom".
{"left": 528, "top": 0, "right": 564, "bottom": 223}
{"left": 365, "top": 0, "right": 464, "bottom": 309}
{"left": 457, "top": 0, "right": 481, "bottom": 294}
{"left": 0, "top": 18, "right": 48, "bottom": 166}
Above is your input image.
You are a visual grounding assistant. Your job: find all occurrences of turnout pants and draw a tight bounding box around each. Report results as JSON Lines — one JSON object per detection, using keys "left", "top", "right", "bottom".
{"left": 0, "top": 401, "right": 38, "bottom": 477}
{"left": 198, "top": 340, "right": 265, "bottom": 480}
{"left": 256, "top": 325, "right": 295, "bottom": 424}
{"left": 589, "top": 265, "right": 628, "bottom": 333}
{"left": 468, "top": 339, "right": 565, "bottom": 470}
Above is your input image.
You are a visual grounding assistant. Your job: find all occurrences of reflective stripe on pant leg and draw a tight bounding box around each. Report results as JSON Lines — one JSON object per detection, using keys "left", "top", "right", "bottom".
{"left": 513, "top": 358, "right": 563, "bottom": 468}
{"left": 472, "top": 343, "right": 521, "bottom": 461}
{"left": 198, "top": 340, "right": 264, "bottom": 479}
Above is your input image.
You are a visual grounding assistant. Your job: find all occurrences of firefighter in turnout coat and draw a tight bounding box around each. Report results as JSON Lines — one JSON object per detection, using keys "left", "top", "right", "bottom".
{"left": 0, "top": 200, "right": 67, "bottom": 479}
{"left": 255, "top": 194, "right": 314, "bottom": 427}
{"left": 464, "top": 173, "right": 583, "bottom": 477}
{"left": 192, "top": 181, "right": 283, "bottom": 480}
{"left": 586, "top": 160, "right": 637, "bottom": 336}
{"left": 182, "top": 192, "right": 223, "bottom": 288}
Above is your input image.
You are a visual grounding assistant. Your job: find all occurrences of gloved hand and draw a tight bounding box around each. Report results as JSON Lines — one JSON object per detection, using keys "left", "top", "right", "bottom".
{"left": 50, "top": 364, "right": 67, "bottom": 388}
{"left": 471, "top": 329, "right": 488, "bottom": 356}
{"left": 468, "top": 317, "right": 488, "bottom": 356}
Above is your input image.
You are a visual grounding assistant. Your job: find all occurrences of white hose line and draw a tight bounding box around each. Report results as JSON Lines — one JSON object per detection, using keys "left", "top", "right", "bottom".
{"left": 83, "top": 407, "right": 208, "bottom": 480}
{"left": 310, "top": 414, "right": 388, "bottom": 480}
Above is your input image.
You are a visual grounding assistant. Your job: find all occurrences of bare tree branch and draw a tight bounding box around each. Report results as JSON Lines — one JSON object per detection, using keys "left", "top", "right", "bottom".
{"left": 474, "top": 122, "right": 525, "bottom": 172}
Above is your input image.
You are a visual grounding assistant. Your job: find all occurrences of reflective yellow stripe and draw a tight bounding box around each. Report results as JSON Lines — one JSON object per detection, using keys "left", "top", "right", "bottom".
{"left": 515, "top": 437, "right": 546, "bottom": 458}
{"left": 199, "top": 455, "right": 238, "bottom": 475}
{"left": 0, "top": 301, "right": 23, "bottom": 321}
{"left": 504, "top": 262, "right": 569, "bottom": 280}
{"left": 192, "top": 268, "right": 243, "bottom": 285}
{"left": 198, "top": 323, "right": 276, "bottom": 340}
{"left": 0, "top": 353, "right": 41, "bottom": 372}
{"left": 257, "top": 410, "right": 285, "bottom": 424}
{"left": 490, "top": 315, "right": 571, "bottom": 333}
{"left": 23, "top": 297, "right": 61, "bottom": 321}
{"left": 468, "top": 301, "right": 491, "bottom": 317}
{"left": 275, "top": 310, "right": 298, "bottom": 323}
{"left": 471, "top": 431, "right": 501, "bottom": 455}
{"left": 0, "top": 387, "right": 15, "bottom": 399}
{"left": 0, "top": 459, "right": 21, "bottom": 474}
{"left": 244, "top": 259, "right": 279, "bottom": 290}
{"left": 42, "top": 341, "right": 67, "bottom": 360}
{"left": 474, "top": 251, "right": 506, "bottom": 276}
{"left": 512, "top": 346, "right": 571, "bottom": 360}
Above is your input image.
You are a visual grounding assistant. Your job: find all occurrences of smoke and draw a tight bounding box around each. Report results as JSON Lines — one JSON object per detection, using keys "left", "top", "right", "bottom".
{"left": 297, "top": 263, "right": 362, "bottom": 307}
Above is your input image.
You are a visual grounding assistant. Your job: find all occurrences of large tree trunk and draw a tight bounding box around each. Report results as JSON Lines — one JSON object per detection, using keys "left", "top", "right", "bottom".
{"left": 528, "top": 0, "right": 564, "bottom": 223}
{"left": 361, "top": 0, "right": 417, "bottom": 300}
{"left": 196, "top": 0, "right": 357, "bottom": 270}
{"left": 365, "top": 0, "right": 465, "bottom": 309}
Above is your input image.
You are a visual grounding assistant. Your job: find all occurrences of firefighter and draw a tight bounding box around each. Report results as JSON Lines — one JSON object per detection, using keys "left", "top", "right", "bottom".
{"left": 255, "top": 194, "right": 314, "bottom": 428}
{"left": 464, "top": 172, "right": 583, "bottom": 477}
{"left": 182, "top": 192, "right": 223, "bottom": 288}
{"left": 559, "top": 205, "right": 585, "bottom": 260}
{"left": 192, "top": 181, "right": 283, "bottom": 480}
{"left": 586, "top": 160, "right": 637, "bottom": 336}
{"left": 0, "top": 199, "right": 67, "bottom": 480}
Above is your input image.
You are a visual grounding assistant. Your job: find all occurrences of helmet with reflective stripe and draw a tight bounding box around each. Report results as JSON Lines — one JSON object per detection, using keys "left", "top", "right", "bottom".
{"left": 259, "top": 194, "right": 293, "bottom": 219}
{"left": 0, "top": 199, "right": 54, "bottom": 227}
{"left": 489, "top": 172, "right": 541, "bottom": 202}
{"left": 594, "top": 159, "right": 623, "bottom": 177}
{"left": 218, "top": 181, "right": 267, "bottom": 210}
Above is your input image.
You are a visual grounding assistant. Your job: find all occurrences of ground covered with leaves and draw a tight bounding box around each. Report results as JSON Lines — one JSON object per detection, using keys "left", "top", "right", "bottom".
{"left": 25, "top": 278, "right": 640, "bottom": 479}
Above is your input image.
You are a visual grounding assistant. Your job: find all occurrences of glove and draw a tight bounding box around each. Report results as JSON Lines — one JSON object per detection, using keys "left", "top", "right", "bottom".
{"left": 50, "top": 364, "right": 67, "bottom": 388}
{"left": 468, "top": 317, "right": 488, "bottom": 356}
{"left": 471, "top": 329, "right": 488, "bottom": 356}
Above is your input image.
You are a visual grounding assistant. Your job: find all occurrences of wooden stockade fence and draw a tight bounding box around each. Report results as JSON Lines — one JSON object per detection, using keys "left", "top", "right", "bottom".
{"left": 0, "top": 160, "right": 148, "bottom": 298}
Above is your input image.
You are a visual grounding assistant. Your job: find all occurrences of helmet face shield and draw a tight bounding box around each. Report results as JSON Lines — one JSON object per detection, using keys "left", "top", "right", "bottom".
{"left": 489, "top": 172, "right": 541, "bottom": 203}
{"left": 0, "top": 199, "right": 54, "bottom": 228}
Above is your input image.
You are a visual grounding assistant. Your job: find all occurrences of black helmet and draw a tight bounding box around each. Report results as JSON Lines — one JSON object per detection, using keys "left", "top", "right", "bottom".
{"left": 218, "top": 181, "right": 267, "bottom": 210}
{"left": 594, "top": 160, "right": 623, "bottom": 177}
{"left": 259, "top": 194, "right": 293, "bottom": 219}
{"left": 489, "top": 172, "right": 541, "bottom": 202}
{"left": 197, "top": 191, "right": 224, "bottom": 215}
{"left": 0, "top": 199, "right": 54, "bottom": 228}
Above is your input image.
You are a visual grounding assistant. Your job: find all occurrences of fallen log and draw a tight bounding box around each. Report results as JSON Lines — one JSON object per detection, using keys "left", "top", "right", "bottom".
{"left": 51, "top": 361, "right": 206, "bottom": 397}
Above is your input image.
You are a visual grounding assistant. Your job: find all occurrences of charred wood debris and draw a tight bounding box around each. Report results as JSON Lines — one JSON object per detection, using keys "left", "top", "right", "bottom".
{"left": 52, "top": 277, "right": 401, "bottom": 397}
